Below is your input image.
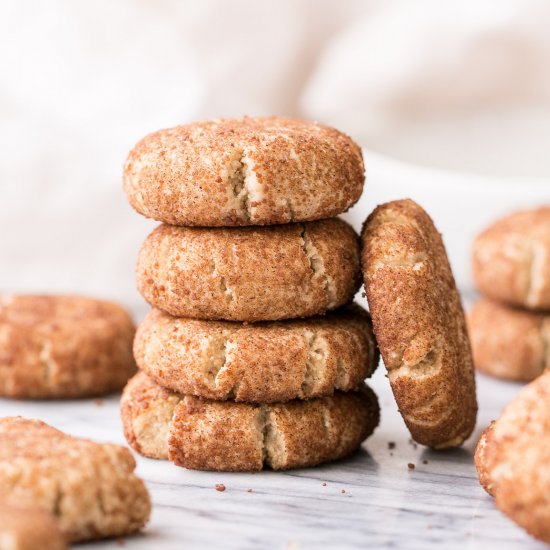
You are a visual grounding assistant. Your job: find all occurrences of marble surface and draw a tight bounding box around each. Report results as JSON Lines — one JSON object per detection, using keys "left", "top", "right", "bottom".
{"left": 0, "top": 352, "right": 546, "bottom": 550}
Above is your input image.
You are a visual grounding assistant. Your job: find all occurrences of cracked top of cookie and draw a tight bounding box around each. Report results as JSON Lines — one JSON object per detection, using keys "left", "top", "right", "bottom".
{"left": 361, "top": 199, "right": 477, "bottom": 449}
{"left": 123, "top": 116, "right": 364, "bottom": 227}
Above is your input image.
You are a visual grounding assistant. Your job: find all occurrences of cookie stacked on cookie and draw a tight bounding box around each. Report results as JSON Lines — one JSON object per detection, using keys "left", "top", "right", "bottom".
{"left": 121, "top": 116, "right": 380, "bottom": 471}
{"left": 469, "top": 207, "right": 550, "bottom": 382}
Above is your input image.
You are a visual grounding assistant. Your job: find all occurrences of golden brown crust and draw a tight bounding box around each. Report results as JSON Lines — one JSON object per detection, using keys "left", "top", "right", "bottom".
{"left": 123, "top": 116, "right": 364, "bottom": 227}
{"left": 137, "top": 219, "right": 361, "bottom": 322}
{"left": 472, "top": 207, "right": 550, "bottom": 310}
{"left": 361, "top": 199, "right": 477, "bottom": 448}
{"left": 475, "top": 371, "right": 550, "bottom": 543}
{"left": 134, "top": 304, "right": 378, "bottom": 402}
{"left": 468, "top": 298, "right": 549, "bottom": 382}
{"left": 0, "top": 417, "right": 151, "bottom": 543}
{"left": 0, "top": 295, "right": 136, "bottom": 398}
{"left": 0, "top": 503, "right": 67, "bottom": 550}
{"left": 120, "top": 372, "right": 379, "bottom": 471}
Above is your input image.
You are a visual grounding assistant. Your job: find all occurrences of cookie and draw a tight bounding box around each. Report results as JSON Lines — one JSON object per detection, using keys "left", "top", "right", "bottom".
{"left": 123, "top": 116, "right": 364, "bottom": 227}
{"left": 475, "top": 370, "right": 550, "bottom": 543}
{"left": 134, "top": 304, "right": 378, "bottom": 402}
{"left": 137, "top": 219, "right": 361, "bottom": 322}
{"left": 0, "top": 503, "right": 66, "bottom": 550}
{"left": 0, "top": 417, "right": 150, "bottom": 542}
{"left": 468, "top": 298, "right": 549, "bottom": 382}
{"left": 472, "top": 207, "right": 550, "bottom": 310}
{"left": 0, "top": 295, "right": 136, "bottom": 398}
{"left": 361, "top": 199, "right": 477, "bottom": 448}
{"left": 121, "top": 372, "right": 379, "bottom": 471}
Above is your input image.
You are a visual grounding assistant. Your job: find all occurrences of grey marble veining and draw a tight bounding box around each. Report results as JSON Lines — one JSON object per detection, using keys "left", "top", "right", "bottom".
{"left": 0, "top": 365, "right": 545, "bottom": 550}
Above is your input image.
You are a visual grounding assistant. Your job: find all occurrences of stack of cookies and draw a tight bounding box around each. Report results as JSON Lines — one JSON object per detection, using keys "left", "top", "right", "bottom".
{"left": 468, "top": 207, "right": 550, "bottom": 382}
{"left": 121, "top": 117, "right": 381, "bottom": 472}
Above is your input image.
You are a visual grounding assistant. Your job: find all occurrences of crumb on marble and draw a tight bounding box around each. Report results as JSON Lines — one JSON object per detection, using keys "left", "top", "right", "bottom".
{"left": 215, "top": 484, "right": 226, "bottom": 492}
{"left": 341, "top": 489, "right": 346, "bottom": 494}
{"left": 407, "top": 463, "right": 415, "bottom": 470}
{"left": 247, "top": 488, "right": 252, "bottom": 493}
{"left": 388, "top": 441, "right": 396, "bottom": 450}
{"left": 116, "top": 539, "right": 126, "bottom": 547}
{"left": 322, "top": 482, "right": 327, "bottom": 487}
{"left": 422, "top": 459, "right": 428, "bottom": 465}
{"left": 94, "top": 399, "right": 103, "bottom": 406}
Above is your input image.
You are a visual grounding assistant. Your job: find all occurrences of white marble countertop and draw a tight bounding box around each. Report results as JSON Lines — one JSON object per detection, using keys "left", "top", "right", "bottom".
{"left": 1, "top": 359, "right": 545, "bottom": 549}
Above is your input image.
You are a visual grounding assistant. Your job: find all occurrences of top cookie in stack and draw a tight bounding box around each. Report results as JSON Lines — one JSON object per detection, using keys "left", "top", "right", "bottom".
{"left": 121, "top": 117, "right": 381, "bottom": 471}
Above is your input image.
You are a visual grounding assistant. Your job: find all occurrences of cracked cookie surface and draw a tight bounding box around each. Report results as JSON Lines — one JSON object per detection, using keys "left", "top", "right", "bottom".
{"left": 0, "top": 417, "right": 150, "bottom": 542}
{"left": 134, "top": 304, "right": 378, "bottom": 402}
{"left": 121, "top": 372, "right": 379, "bottom": 471}
{"left": 0, "top": 295, "right": 136, "bottom": 398}
{"left": 361, "top": 199, "right": 477, "bottom": 448}
{"left": 137, "top": 219, "right": 361, "bottom": 321}
{"left": 475, "top": 370, "right": 550, "bottom": 544}
{"left": 123, "top": 116, "right": 364, "bottom": 226}
{"left": 472, "top": 207, "right": 550, "bottom": 310}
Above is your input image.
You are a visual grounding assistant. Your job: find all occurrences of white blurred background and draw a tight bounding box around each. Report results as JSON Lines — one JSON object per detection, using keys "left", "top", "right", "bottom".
{"left": 1, "top": 0, "right": 550, "bottom": 312}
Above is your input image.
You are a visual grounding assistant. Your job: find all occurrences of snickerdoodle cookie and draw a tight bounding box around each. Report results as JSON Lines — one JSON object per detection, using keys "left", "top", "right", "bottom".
{"left": 134, "top": 304, "right": 378, "bottom": 402}
{"left": 137, "top": 219, "right": 361, "bottom": 322}
{"left": 121, "top": 372, "right": 379, "bottom": 471}
{"left": 0, "top": 295, "right": 136, "bottom": 398}
{"left": 0, "top": 417, "right": 150, "bottom": 543}
{"left": 123, "top": 116, "right": 364, "bottom": 226}
{"left": 0, "top": 502, "right": 66, "bottom": 550}
{"left": 475, "top": 370, "right": 550, "bottom": 544}
{"left": 361, "top": 199, "right": 477, "bottom": 448}
{"left": 472, "top": 207, "right": 550, "bottom": 310}
{"left": 468, "top": 298, "right": 549, "bottom": 382}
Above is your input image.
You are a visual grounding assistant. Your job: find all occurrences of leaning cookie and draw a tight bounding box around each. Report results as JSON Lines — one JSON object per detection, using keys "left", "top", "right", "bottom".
{"left": 468, "top": 298, "right": 549, "bottom": 382}
{"left": 475, "top": 370, "right": 550, "bottom": 544}
{"left": 0, "top": 295, "right": 136, "bottom": 398}
{"left": 134, "top": 304, "right": 378, "bottom": 402}
{"left": 0, "top": 417, "right": 150, "bottom": 543}
{"left": 0, "top": 502, "right": 66, "bottom": 550}
{"left": 472, "top": 207, "right": 550, "bottom": 310}
{"left": 361, "top": 199, "right": 477, "bottom": 448}
{"left": 121, "top": 372, "right": 379, "bottom": 471}
{"left": 137, "top": 219, "right": 361, "bottom": 322}
{"left": 124, "top": 116, "right": 364, "bottom": 226}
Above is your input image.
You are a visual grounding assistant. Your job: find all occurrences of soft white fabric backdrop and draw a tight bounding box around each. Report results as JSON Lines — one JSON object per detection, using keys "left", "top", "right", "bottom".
{"left": 1, "top": 0, "right": 549, "bottom": 311}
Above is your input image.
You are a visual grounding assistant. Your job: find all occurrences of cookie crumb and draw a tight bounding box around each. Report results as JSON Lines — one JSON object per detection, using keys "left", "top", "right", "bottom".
{"left": 341, "top": 489, "right": 346, "bottom": 494}
{"left": 215, "top": 484, "right": 226, "bottom": 492}
{"left": 246, "top": 488, "right": 252, "bottom": 493}
{"left": 407, "top": 463, "right": 415, "bottom": 470}
{"left": 388, "top": 441, "right": 396, "bottom": 450}
{"left": 322, "top": 482, "right": 327, "bottom": 487}
{"left": 422, "top": 459, "right": 428, "bottom": 465}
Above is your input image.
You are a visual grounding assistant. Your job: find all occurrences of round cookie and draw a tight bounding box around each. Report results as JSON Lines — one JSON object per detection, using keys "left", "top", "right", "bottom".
{"left": 137, "top": 219, "right": 361, "bottom": 322}
{"left": 0, "top": 295, "right": 137, "bottom": 398}
{"left": 121, "top": 372, "right": 380, "bottom": 471}
{"left": 468, "top": 298, "right": 550, "bottom": 382}
{"left": 361, "top": 199, "right": 477, "bottom": 449}
{"left": 475, "top": 370, "right": 550, "bottom": 544}
{"left": 0, "top": 417, "right": 150, "bottom": 543}
{"left": 123, "top": 116, "right": 364, "bottom": 227}
{"left": 0, "top": 503, "right": 66, "bottom": 550}
{"left": 134, "top": 304, "right": 379, "bottom": 402}
{"left": 472, "top": 207, "right": 550, "bottom": 310}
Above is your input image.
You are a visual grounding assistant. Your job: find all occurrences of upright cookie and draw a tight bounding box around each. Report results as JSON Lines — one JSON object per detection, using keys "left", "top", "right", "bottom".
{"left": 134, "top": 304, "right": 378, "bottom": 402}
{"left": 121, "top": 372, "right": 379, "bottom": 471}
{"left": 0, "top": 295, "right": 136, "bottom": 398}
{"left": 361, "top": 199, "right": 477, "bottom": 448}
{"left": 472, "top": 207, "right": 550, "bottom": 310}
{"left": 0, "top": 503, "right": 66, "bottom": 550}
{"left": 124, "top": 116, "right": 364, "bottom": 226}
{"left": 0, "top": 417, "right": 150, "bottom": 542}
{"left": 475, "top": 370, "right": 550, "bottom": 544}
{"left": 137, "top": 219, "right": 361, "bottom": 321}
{"left": 468, "top": 298, "right": 549, "bottom": 382}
